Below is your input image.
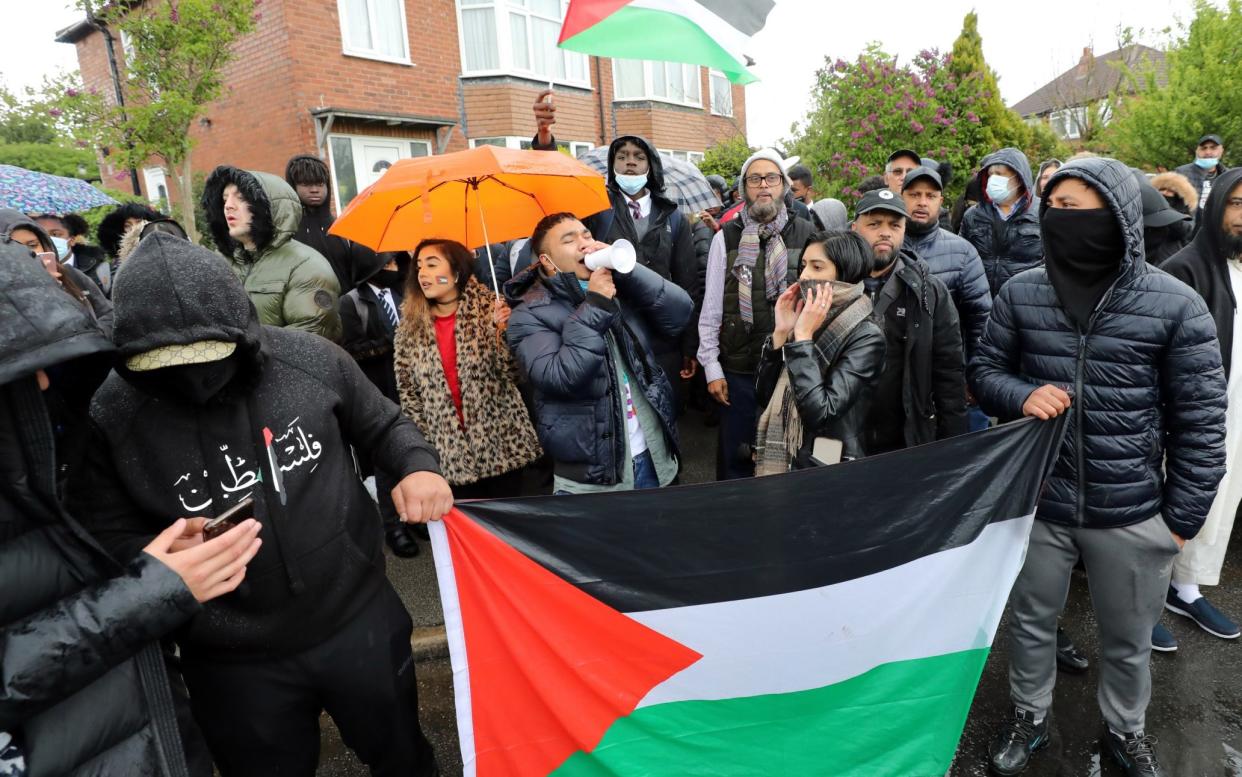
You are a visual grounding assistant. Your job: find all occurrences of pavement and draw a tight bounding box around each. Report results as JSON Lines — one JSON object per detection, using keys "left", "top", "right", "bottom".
{"left": 316, "top": 409, "right": 1242, "bottom": 776}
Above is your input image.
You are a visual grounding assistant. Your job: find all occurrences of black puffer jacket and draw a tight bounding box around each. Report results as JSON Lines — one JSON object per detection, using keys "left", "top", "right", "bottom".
{"left": 969, "top": 157, "right": 1226, "bottom": 538}
{"left": 0, "top": 245, "right": 207, "bottom": 777}
{"left": 959, "top": 148, "right": 1043, "bottom": 297}
{"left": 1163, "top": 167, "right": 1242, "bottom": 379}
{"left": 903, "top": 223, "right": 992, "bottom": 359}
{"left": 754, "top": 319, "right": 886, "bottom": 464}
{"left": 504, "top": 262, "right": 692, "bottom": 486}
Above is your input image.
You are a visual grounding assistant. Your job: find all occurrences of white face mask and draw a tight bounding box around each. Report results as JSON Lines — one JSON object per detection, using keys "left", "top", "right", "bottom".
{"left": 50, "top": 236, "right": 71, "bottom": 260}
{"left": 986, "top": 174, "right": 1013, "bottom": 203}
{"left": 614, "top": 172, "right": 648, "bottom": 196}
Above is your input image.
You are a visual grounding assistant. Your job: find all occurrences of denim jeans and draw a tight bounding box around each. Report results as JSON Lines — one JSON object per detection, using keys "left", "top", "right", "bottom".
{"left": 553, "top": 450, "right": 660, "bottom": 495}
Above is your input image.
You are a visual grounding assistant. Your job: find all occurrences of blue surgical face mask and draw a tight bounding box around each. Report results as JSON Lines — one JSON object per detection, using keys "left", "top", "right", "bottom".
{"left": 986, "top": 174, "right": 1013, "bottom": 203}
{"left": 614, "top": 172, "right": 648, "bottom": 196}
{"left": 1195, "top": 156, "right": 1219, "bottom": 170}
{"left": 50, "top": 236, "right": 71, "bottom": 260}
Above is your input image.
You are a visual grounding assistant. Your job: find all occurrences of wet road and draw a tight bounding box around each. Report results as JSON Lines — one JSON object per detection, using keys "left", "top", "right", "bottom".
{"left": 318, "top": 410, "right": 1242, "bottom": 776}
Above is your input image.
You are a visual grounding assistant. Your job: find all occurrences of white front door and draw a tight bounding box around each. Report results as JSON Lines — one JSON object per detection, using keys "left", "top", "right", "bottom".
{"left": 328, "top": 135, "right": 436, "bottom": 211}
{"left": 360, "top": 141, "right": 403, "bottom": 188}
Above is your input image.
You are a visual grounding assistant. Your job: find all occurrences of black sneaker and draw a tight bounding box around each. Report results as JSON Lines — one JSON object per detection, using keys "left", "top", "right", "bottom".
{"left": 1055, "top": 627, "right": 1089, "bottom": 673}
{"left": 988, "top": 707, "right": 1049, "bottom": 775}
{"left": 385, "top": 525, "right": 421, "bottom": 558}
{"left": 1102, "top": 729, "right": 1165, "bottom": 776}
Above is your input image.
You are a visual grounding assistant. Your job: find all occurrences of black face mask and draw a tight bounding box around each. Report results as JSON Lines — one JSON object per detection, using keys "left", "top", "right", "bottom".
{"left": 1041, "top": 206, "right": 1126, "bottom": 329}
{"left": 372, "top": 269, "right": 405, "bottom": 289}
{"left": 158, "top": 357, "right": 241, "bottom": 405}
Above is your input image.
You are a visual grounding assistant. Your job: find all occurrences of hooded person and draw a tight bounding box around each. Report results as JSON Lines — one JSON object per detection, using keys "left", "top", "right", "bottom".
{"left": 970, "top": 157, "right": 1226, "bottom": 777}
{"left": 284, "top": 154, "right": 385, "bottom": 293}
{"left": 1134, "top": 171, "right": 1193, "bottom": 267}
{"left": 202, "top": 165, "right": 342, "bottom": 342}
{"left": 34, "top": 212, "right": 114, "bottom": 297}
{"left": 1151, "top": 170, "right": 1199, "bottom": 217}
{"left": 0, "top": 243, "right": 266, "bottom": 777}
{"left": 1159, "top": 166, "right": 1242, "bottom": 643}
{"left": 67, "top": 232, "right": 451, "bottom": 776}
{"left": 959, "top": 148, "right": 1044, "bottom": 297}
{"left": 809, "top": 198, "right": 849, "bottom": 231}
{"left": 97, "top": 202, "right": 164, "bottom": 260}
{"left": 0, "top": 208, "right": 114, "bottom": 339}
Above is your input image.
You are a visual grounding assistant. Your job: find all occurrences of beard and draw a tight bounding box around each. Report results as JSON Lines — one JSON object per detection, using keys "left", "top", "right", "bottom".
{"left": 1223, "top": 230, "right": 1242, "bottom": 260}
{"left": 746, "top": 197, "right": 780, "bottom": 223}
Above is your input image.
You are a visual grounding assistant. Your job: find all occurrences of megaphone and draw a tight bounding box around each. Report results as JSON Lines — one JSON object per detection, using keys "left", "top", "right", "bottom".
{"left": 584, "top": 239, "right": 637, "bottom": 274}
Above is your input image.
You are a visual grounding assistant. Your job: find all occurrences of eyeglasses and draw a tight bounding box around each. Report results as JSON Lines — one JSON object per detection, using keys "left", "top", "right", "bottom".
{"left": 745, "top": 173, "right": 783, "bottom": 187}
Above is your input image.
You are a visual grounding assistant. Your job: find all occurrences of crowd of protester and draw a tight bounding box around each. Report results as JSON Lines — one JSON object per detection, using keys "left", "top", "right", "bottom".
{"left": 1, "top": 81, "right": 1238, "bottom": 777}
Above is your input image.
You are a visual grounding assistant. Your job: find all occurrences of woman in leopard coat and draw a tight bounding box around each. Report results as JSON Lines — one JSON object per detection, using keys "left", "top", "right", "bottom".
{"left": 394, "top": 239, "right": 541, "bottom": 499}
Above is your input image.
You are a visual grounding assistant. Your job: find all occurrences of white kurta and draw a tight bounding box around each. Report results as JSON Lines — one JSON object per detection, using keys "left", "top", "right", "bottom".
{"left": 1173, "top": 260, "right": 1242, "bottom": 586}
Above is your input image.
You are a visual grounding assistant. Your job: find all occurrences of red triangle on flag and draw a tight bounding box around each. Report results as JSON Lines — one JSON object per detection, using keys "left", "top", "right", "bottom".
{"left": 558, "top": 0, "right": 633, "bottom": 43}
{"left": 442, "top": 508, "right": 701, "bottom": 776}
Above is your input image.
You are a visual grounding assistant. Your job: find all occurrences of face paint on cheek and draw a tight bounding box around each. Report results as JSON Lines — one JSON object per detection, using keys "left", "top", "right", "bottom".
{"left": 435, "top": 276, "right": 451, "bottom": 284}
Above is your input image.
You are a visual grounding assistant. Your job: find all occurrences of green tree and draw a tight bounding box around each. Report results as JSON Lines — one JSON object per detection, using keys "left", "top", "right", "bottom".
{"left": 1100, "top": 0, "right": 1242, "bottom": 169}
{"left": 53, "top": 0, "right": 255, "bottom": 240}
{"left": 699, "top": 134, "right": 753, "bottom": 181}
{"left": 945, "top": 12, "right": 1030, "bottom": 163}
{"left": 0, "top": 84, "right": 61, "bottom": 145}
{"left": 0, "top": 142, "right": 98, "bottom": 179}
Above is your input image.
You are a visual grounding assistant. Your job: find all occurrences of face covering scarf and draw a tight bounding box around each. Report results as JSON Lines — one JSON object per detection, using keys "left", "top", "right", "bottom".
{"left": 1041, "top": 206, "right": 1126, "bottom": 329}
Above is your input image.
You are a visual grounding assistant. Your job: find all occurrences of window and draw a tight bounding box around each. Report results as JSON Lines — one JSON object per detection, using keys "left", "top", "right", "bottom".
{"left": 658, "top": 149, "right": 704, "bottom": 165}
{"left": 612, "top": 59, "right": 703, "bottom": 107}
{"left": 688, "top": 151, "right": 704, "bottom": 166}
{"left": 118, "top": 29, "right": 135, "bottom": 66}
{"left": 327, "top": 134, "right": 433, "bottom": 211}
{"left": 338, "top": 0, "right": 411, "bottom": 64}
{"left": 709, "top": 70, "right": 732, "bottom": 117}
{"left": 470, "top": 136, "right": 592, "bottom": 157}
{"left": 142, "top": 167, "right": 168, "bottom": 207}
{"left": 457, "top": 0, "right": 590, "bottom": 86}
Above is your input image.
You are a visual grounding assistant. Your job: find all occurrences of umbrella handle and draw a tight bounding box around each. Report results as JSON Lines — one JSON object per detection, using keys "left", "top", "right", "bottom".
{"left": 473, "top": 183, "right": 501, "bottom": 300}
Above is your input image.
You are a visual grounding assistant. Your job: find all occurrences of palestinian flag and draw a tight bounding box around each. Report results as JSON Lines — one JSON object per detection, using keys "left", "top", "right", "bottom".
{"left": 557, "top": 0, "right": 776, "bottom": 85}
{"left": 431, "top": 417, "right": 1065, "bottom": 776}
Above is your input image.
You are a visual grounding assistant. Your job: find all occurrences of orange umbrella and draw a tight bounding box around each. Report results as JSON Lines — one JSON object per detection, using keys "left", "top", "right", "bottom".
{"left": 329, "top": 146, "right": 611, "bottom": 295}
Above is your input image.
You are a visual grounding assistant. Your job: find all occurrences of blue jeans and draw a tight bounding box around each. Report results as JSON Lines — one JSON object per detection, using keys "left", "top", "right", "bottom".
{"left": 553, "top": 450, "right": 660, "bottom": 495}
{"left": 968, "top": 405, "right": 991, "bottom": 432}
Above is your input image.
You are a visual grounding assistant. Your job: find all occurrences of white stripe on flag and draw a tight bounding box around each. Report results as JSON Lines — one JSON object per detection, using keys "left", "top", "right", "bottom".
{"left": 430, "top": 521, "right": 478, "bottom": 777}
{"left": 625, "top": 0, "right": 754, "bottom": 61}
{"left": 631, "top": 514, "right": 1034, "bottom": 708}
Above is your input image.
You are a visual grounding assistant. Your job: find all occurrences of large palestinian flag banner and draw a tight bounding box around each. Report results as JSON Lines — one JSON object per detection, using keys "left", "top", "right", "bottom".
{"left": 557, "top": 0, "right": 776, "bottom": 85}
{"left": 431, "top": 417, "right": 1065, "bottom": 776}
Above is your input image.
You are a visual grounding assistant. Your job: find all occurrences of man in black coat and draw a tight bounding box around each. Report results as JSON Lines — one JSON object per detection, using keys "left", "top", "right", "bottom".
{"left": 0, "top": 243, "right": 263, "bottom": 777}
{"left": 1159, "top": 166, "right": 1242, "bottom": 643}
{"left": 970, "top": 157, "right": 1226, "bottom": 777}
{"left": 850, "top": 189, "right": 967, "bottom": 453}
{"left": 1174, "top": 133, "right": 1230, "bottom": 217}
{"left": 285, "top": 154, "right": 383, "bottom": 293}
{"left": 959, "top": 147, "right": 1044, "bottom": 297}
{"left": 69, "top": 233, "right": 452, "bottom": 776}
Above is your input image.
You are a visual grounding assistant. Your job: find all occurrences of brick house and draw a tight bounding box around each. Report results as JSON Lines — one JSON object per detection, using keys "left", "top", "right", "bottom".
{"left": 56, "top": 0, "right": 748, "bottom": 213}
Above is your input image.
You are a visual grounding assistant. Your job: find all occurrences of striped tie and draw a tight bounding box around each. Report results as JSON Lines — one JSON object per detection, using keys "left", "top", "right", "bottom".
{"left": 629, "top": 201, "right": 641, "bottom": 221}
{"left": 382, "top": 290, "right": 399, "bottom": 329}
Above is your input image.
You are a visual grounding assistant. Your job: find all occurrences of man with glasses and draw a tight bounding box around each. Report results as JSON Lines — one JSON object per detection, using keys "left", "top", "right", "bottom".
{"left": 884, "top": 149, "right": 923, "bottom": 194}
{"left": 698, "top": 149, "right": 815, "bottom": 478}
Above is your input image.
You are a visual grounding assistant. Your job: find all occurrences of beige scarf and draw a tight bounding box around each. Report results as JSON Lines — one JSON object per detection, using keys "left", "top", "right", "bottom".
{"left": 755, "top": 281, "right": 872, "bottom": 476}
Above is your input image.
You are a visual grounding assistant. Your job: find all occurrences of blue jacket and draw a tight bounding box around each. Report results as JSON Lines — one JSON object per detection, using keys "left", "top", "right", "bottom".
{"left": 903, "top": 225, "right": 992, "bottom": 359}
{"left": 959, "top": 147, "right": 1043, "bottom": 298}
{"left": 504, "top": 263, "right": 693, "bottom": 485}
{"left": 969, "top": 157, "right": 1226, "bottom": 538}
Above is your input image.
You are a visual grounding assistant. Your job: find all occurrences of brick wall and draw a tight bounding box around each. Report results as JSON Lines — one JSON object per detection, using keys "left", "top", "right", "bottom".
{"left": 462, "top": 79, "right": 600, "bottom": 145}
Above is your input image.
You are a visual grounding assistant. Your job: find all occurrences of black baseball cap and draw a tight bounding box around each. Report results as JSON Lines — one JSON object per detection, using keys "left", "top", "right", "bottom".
{"left": 1198, "top": 134, "right": 1224, "bottom": 146}
{"left": 886, "top": 148, "right": 922, "bottom": 168}
{"left": 901, "top": 166, "right": 943, "bottom": 192}
{"left": 854, "top": 188, "right": 909, "bottom": 220}
{"left": 1135, "top": 174, "right": 1189, "bottom": 228}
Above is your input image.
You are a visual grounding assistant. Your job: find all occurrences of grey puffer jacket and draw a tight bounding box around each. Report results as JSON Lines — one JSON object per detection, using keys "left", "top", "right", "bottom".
{"left": 504, "top": 263, "right": 693, "bottom": 486}
{"left": 903, "top": 224, "right": 992, "bottom": 359}
{"left": 959, "top": 148, "right": 1043, "bottom": 298}
{"left": 969, "top": 157, "right": 1226, "bottom": 539}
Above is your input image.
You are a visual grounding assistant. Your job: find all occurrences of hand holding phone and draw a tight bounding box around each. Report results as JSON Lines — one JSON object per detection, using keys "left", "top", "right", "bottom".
{"left": 203, "top": 496, "right": 255, "bottom": 541}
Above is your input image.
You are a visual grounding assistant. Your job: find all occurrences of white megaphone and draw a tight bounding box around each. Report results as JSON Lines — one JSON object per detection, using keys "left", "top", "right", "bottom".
{"left": 584, "top": 239, "right": 637, "bottom": 274}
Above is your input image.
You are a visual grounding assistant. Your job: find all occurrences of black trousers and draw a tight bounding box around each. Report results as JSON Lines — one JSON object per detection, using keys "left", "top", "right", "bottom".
{"left": 181, "top": 586, "right": 437, "bottom": 777}
{"left": 454, "top": 466, "right": 526, "bottom": 501}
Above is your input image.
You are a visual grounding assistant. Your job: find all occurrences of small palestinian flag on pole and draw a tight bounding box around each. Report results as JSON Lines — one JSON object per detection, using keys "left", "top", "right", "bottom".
{"left": 557, "top": 0, "right": 776, "bottom": 84}
{"left": 432, "top": 417, "right": 1066, "bottom": 776}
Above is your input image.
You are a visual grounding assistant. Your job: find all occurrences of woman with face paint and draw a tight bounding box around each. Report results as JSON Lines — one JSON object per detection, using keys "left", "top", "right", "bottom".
{"left": 752, "top": 231, "right": 886, "bottom": 473}
{"left": 393, "top": 239, "right": 542, "bottom": 499}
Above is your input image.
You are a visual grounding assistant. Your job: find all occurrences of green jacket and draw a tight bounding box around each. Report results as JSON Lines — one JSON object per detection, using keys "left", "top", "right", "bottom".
{"left": 203, "top": 167, "right": 341, "bottom": 341}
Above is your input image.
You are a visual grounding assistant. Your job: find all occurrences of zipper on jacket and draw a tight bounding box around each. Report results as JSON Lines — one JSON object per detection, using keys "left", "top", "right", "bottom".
{"left": 1073, "top": 332, "right": 1087, "bottom": 525}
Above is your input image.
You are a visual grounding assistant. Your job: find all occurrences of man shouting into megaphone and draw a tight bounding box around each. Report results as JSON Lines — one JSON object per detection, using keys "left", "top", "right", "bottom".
{"left": 503, "top": 212, "right": 693, "bottom": 494}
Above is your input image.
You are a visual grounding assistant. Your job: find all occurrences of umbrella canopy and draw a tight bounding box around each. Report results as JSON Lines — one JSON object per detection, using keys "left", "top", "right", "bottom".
{"left": 580, "top": 146, "right": 720, "bottom": 216}
{"left": 0, "top": 165, "right": 118, "bottom": 213}
{"left": 328, "top": 146, "right": 610, "bottom": 255}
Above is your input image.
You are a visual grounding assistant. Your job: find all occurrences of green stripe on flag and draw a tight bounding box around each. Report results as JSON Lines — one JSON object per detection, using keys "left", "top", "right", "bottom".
{"left": 559, "top": 6, "right": 758, "bottom": 84}
{"left": 551, "top": 648, "right": 989, "bottom": 776}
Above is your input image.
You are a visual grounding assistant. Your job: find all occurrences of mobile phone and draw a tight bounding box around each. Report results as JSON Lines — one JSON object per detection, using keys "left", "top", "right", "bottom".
{"left": 203, "top": 496, "right": 254, "bottom": 540}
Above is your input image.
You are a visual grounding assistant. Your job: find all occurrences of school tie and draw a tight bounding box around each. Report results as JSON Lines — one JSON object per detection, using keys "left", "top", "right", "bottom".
{"left": 381, "top": 289, "right": 400, "bottom": 329}
{"left": 629, "top": 201, "right": 641, "bottom": 221}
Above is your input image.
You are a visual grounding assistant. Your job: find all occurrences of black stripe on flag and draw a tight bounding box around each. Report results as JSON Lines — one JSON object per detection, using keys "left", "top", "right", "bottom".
{"left": 458, "top": 417, "right": 1065, "bottom": 613}
{"left": 694, "top": 0, "right": 775, "bottom": 36}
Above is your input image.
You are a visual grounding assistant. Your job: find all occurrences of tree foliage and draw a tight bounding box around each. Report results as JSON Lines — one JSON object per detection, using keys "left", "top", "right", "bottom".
{"left": 698, "top": 134, "right": 754, "bottom": 182}
{"left": 788, "top": 13, "right": 1068, "bottom": 206}
{"left": 0, "top": 85, "right": 62, "bottom": 145}
{"left": 0, "top": 142, "right": 99, "bottom": 179}
{"left": 1099, "top": 0, "right": 1242, "bottom": 169}
{"left": 53, "top": 0, "right": 255, "bottom": 239}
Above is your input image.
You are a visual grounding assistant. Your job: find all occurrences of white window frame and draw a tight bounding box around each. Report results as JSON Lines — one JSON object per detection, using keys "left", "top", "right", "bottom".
{"left": 455, "top": 0, "right": 592, "bottom": 88}
{"left": 688, "top": 151, "right": 704, "bottom": 166}
{"left": 709, "top": 69, "right": 733, "bottom": 117}
{"left": 612, "top": 60, "right": 703, "bottom": 108}
{"left": 326, "top": 132, "right": 432, "bottom": 211}
{"left": 337, "top": 0, "right": 413, "bottom": 66}
{"left": 657, "top": 148, "right": 703, "bottom": 165}
{"left": 142, "top": 167, "right": 168, "bottom": 206}
{"left": 470, "top": 136, "right": 593, "bottom": 157}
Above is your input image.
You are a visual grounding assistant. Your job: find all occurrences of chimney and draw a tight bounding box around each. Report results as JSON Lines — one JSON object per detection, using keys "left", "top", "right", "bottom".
{"left": 1076, "top": 46, "right": 1094, "bottom": 77}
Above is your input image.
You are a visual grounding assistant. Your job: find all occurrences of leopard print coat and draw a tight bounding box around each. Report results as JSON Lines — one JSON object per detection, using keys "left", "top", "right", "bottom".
{"left": 393, "top": 277, "right": 541, "bottom": 485}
